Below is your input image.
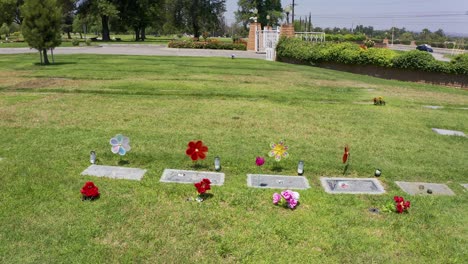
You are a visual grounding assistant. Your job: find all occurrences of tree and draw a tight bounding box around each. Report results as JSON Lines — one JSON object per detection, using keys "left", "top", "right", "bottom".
{"left": 21, "top": 0, "right": 62, "bottom": 65}
{"left": 235, "top": 0, "right": 282, "bottom": 31}
{"left": 164, "top": 0, "right": 226, "bottom": 39}
{"left": 57, "top": 0, "right": 77, "bottom": 39}
{"left": 78, "top": 0, "right": 118, "bottom": 41}
{"left": 0, "top": 0, "right": 23, "bottom": 25}
{"left": 116, "top": 0, "right": 164, "bottom": 41}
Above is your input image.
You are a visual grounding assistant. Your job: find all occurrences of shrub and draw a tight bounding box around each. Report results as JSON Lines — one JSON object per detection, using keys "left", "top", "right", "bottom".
{"left": 202, "top": 31, "right": 209, "bottom": 41}
{"left": 359, "top": 48, "right": 396, "bottom": 67}
{"left": 85, "top": 38, "right": 91, "bottom": 46}
{"left": 392, "top": 50, "right": 436, "bottom": 71}
{"left": 450, "top": 53, "right": 468, "bottom": 75}
{"left": 363, "top": 39, "right": 375, "bottom": 48}
{"left": 71, "top": 38, "right": 80, "bottom": 46}
{"left": 168, "top": 40, "right": 246, "bottom": 50}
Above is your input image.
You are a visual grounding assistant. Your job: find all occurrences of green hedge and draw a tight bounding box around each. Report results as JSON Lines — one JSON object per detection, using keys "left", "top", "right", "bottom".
{"left": 276, "top": 37, "right": 395, "bottom": 67}
{"left": 168, "top": 40, "right": 246, "bottom": 50}
{"left": 276, "top": 37, "right": 467, "bottom": 75}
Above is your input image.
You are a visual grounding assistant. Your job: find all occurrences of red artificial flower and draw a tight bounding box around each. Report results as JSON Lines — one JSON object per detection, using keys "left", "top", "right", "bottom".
{"left": 186, "top": 141, "right": 208, "bottom": 161}
{"left": 394, "top": 196, "right": 411, "bottom": 213}
{"left": 80, "top": 181, "right": 100, "bottom": 198}
{"left": 194, "top": 178, "right": 211, "bottom": 194}
{"left": 342, "top": 145, "right": 350, "bottom": 164}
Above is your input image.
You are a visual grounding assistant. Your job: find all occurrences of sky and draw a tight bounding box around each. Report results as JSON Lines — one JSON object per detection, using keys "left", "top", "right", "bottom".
{"left": 225, "top": 0, "right": 468, "bottom": 35}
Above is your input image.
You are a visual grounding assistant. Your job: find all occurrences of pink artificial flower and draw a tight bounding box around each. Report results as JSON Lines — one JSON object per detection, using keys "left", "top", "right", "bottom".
{"left": 281, "top": 190, "right": 293, "bottom": 201}
{"left": 288, "top": 198, "right": 298, "bottom": 209}
{"left": 255, "top": 156, "right": 265, "bottom": 166}
{"left": 291, "top": 191, "right": 300, "bottom": 201}
{"left": 272, "top": 193, "right": 281, "bottom": 205}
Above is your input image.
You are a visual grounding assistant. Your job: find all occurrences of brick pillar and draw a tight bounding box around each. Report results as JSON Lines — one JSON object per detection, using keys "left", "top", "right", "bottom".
{"left": 280, "top": 24, "right": 295, "bottom": 37}
{"left": 247, "top": 22, "right": 261, "bottom": 51}
{"left": 383, "top": 38, "right": 389, "bottom": 45}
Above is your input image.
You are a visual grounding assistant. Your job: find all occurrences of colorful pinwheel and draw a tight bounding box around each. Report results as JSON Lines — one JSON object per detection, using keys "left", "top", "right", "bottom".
{"left": 110, "top": 134, "right": 131, "bottom": 156}
{"left": 268, "top": 141, "right": 289, "bottom": 161}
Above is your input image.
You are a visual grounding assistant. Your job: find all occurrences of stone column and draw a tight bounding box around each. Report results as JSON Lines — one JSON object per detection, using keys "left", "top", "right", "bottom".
{"left": 247, "top": 22, "right": 262, "bottom": 51}
{"left": 280, "top": 24, "right": 295, "bottom": 38}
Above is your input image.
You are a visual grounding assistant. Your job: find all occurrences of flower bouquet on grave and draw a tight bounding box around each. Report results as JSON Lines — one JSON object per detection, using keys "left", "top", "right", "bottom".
{"left": 273, "top": 190, "right": 300, "bottom": 209}
{"left": 194, "top": 178, "right": 211, "bottom": 202}
{"left": 186, "top": 140, "right": 208, "bottom": 169}
{"left": 373, "top": 96, "right": 386, "bottom": 106}
{"left": 268, "top": 140, "right": 289, "bottom": 172}
{"left": 80, "top": 181, "right": 100, "bottom": 201}
{"left": 382, "top": 196, "right": 411, "bottom": 214}
{"left": 110, "top": 134, "right": 131, "bottom": 165}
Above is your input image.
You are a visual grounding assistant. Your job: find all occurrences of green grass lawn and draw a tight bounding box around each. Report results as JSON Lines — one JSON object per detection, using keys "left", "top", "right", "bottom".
{"left": 0, "top": 54, "right": 467, "bottom": 263}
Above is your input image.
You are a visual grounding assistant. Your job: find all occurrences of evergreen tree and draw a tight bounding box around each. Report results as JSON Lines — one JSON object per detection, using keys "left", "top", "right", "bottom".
{"left": 21, "top": 0, "right": 62, "bottom": 65}
{"left": 236, "top": 0, "right": 282, "bottom": 31}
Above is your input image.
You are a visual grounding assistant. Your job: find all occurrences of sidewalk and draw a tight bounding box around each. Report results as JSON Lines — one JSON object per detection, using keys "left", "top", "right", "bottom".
{"left": 0, "top": 44, "right": 266, "bottom": 60}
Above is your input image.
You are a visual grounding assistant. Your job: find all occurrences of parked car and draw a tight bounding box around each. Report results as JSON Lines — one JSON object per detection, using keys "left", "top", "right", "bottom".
{"left": 416, "top": 44, "right": 433, "bottom": 52}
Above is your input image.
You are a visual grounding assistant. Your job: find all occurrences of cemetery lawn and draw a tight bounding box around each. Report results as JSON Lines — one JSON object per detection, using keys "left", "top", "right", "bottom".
{"left": 0, "top": 53, "right": 467, "bottom": 263}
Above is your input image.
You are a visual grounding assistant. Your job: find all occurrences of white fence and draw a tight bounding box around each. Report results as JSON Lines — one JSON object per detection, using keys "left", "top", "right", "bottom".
{"left": 295, "top": 32, "right": 326, "bottom": 42}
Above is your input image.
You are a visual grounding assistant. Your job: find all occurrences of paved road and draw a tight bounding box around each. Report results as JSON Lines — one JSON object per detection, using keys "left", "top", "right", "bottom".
{"left": 0, "top": 44, "right": 266, "bottom": 59}
{"left": 388, "top": 44, "right": 466, "bottom": 62}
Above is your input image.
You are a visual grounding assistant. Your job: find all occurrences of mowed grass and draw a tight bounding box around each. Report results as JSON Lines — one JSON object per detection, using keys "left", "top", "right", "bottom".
{"left": 0, "top": 54, "right": 467, "bottom": 263}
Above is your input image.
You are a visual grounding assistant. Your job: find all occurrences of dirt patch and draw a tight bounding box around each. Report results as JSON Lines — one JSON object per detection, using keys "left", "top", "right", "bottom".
{"left": 12, "top": 77, "right": 79, "bottom": 89}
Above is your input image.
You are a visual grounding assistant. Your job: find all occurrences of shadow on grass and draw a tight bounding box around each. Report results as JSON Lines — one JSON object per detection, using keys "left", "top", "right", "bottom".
{"left": 33, "top": 62, "right": 78, "bottom": 66}
{"left": 118, "top": 160, "right": 130, "bottom": 165}
{"left": 343, "top": 164, "right": 349, "bottom": 175}
{"left": 192, "top": 163, "right": 209, "bottom": 170}
{"left": 271, "top": 164, "right": 283, "bottom": 173}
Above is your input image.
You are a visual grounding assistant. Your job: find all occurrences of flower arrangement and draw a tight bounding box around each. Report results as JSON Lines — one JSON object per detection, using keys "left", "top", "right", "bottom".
{"left": 80, "top": 181, "right": 100, "bottom": 201}
{"left": 394, "top": 196, "right": 411, "bottom": 213}
{"left": 110, "top": 134, "right": 131, "bottom": 155}
{"left": 273, "top": 190, "right": 300, "bottom": 209}
{"left": 186, "top": 140, "right": 208, "bottom": 161}
{"left": 268, "top": 140, "right": 289, "bottom": 162}
{"left": 373, "top": 96, "right": 386, "bottom": 106}
{"left": 382, "top": 196, "right": 411, "bottom": 213}
{"left": 194, "top": 178, "right": 211, "bottom": 202}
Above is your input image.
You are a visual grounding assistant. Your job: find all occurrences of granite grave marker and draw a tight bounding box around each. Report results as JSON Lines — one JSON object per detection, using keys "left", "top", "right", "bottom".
{"left": 160, "top": 169, "right": 225, "bottom": 185}
{"left": 81, "top": 165, "right": 147, "bottom": 181}
{"left": 320, "top": 177, "right": 385, "bottom": 194}
{"left": 247, "top": 174, "right": 310, "bottom": 190}
{"left": 395, "top": 181, "right": 455, "bottom": 196}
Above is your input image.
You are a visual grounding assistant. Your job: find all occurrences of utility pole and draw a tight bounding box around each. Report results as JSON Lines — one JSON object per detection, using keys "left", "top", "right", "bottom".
{"left": 292, "top": 0, "right": 296, "bottom": 23}
{"left": 391, "top": 19, "right": 394, "bottom": 46}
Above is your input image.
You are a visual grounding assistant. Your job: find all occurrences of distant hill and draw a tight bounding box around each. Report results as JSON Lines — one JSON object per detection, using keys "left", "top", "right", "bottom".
{"left": 446, "top": 32, "right": 468, "bottom": 38}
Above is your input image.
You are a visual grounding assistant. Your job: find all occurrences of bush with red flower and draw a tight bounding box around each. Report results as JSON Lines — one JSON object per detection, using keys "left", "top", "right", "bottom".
{"left": 80, "top": 181, "right": 100, "bottom": 200}
{"left": 194, "top": 178, "right": 211, "bottom": 202}
{"left": 186, "top": 140, "right": 208, "bottom": 161}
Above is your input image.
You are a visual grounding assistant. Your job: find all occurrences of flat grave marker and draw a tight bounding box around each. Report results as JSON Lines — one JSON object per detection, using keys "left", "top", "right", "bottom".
{"left": 432, "top": 128, "right": 466, "bottom": 137}
{"left": 460, "top": 184, "right": 468, "bottom": 190}
{"left": 423, "top": 105, "right": 443, "bottom": 109}
{"left": 160, "top": 169, "right": 224, "bottom": 185}
{"left": 81, "top": 165, "right": 146, "bottom": 181}
{"left": 320, "top": 177, "right": 385, "bottom": 194}
{"left": 247, "top": 174, "right": 310, "bottom": 190}
{"left": 395, "top": 181, "right": 455, "bottom": 196}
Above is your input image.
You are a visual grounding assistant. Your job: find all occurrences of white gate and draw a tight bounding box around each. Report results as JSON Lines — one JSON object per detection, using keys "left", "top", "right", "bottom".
{"left": 255, "top": 28, "right": 280, "bottom": 61}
